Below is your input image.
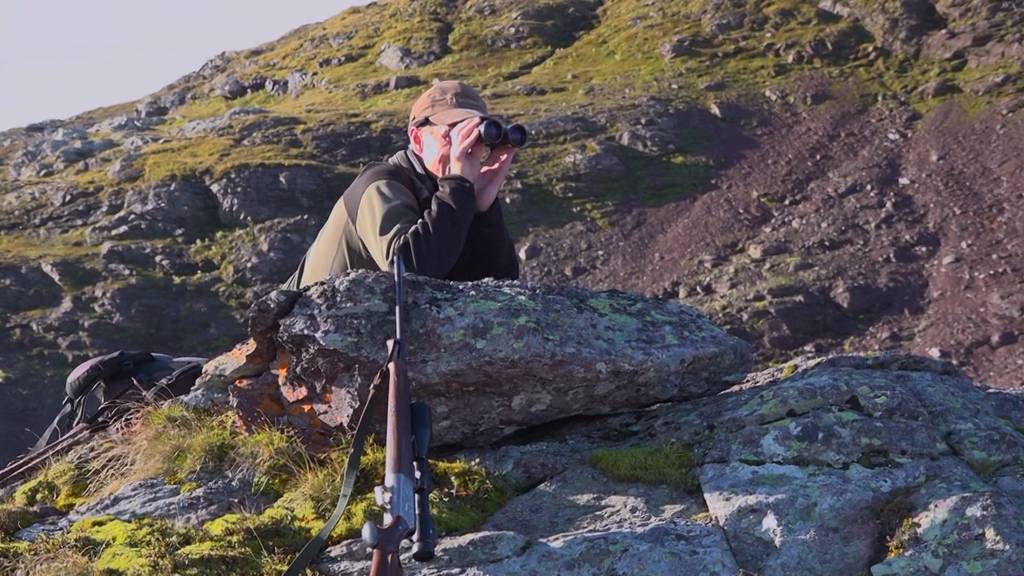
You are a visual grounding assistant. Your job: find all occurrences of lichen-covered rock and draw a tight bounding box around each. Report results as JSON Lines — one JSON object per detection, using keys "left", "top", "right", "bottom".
{"left": 635, "top": 354, "right": 1024, "bottom": 575}
{"left": 226, "top": 270, "right": 752, "bottom": 447}
{"left": 701, "top": 461, "right": 926, "bottom": 575}
{"left": 66, "top": 476, "right": 272, "bottom": 527}
{"left": 318, "top": 466, "right": 739, "bottom": 576}
{"left": 13, "top": 475, "right": 273, "bottom": 543}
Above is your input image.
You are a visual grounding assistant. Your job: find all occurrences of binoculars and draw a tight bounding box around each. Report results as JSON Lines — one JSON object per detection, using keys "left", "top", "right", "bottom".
{"left": 476, "top": 117, "right": 528, "bottom": 148}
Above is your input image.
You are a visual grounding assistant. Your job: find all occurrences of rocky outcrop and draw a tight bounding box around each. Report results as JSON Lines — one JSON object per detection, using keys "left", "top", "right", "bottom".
{"left": 4, "top": 263, "right": 1022, "bottom": 574}
{"left": 191, "top": 270, "right": 753, "bottom": 448}
{"left": 86, "top": 179, "right": 221, "bottom": 242}
{"left": 15, "top": 475, "right": 272, "bottom": 542}
{"left": 316, "top": 354, "right": 1024, "bottom": 575}
{"left": 206, "top": 164, "right": 341, "bottom": 227}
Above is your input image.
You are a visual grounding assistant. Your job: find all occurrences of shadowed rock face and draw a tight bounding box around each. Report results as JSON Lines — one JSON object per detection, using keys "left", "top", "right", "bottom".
{"left": 193, "top": 270, "right": 753, "bottom": 448}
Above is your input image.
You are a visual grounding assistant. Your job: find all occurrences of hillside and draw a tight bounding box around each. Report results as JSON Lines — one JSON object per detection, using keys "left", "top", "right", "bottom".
{"left": 1, "top": 0, "right": 1022, "bottom": 469}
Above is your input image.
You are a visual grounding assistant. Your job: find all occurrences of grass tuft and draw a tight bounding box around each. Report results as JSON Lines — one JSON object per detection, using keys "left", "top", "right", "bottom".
{"left": 587, "top": 442, "right": 699, "bottom": 492}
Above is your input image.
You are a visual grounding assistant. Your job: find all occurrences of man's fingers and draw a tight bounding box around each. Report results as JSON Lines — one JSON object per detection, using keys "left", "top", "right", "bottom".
{"left": 459, "top": 128, "right": 481, "bottom": 158}
{"left": 456, "top": 117, "right": 484, "bottom": 155}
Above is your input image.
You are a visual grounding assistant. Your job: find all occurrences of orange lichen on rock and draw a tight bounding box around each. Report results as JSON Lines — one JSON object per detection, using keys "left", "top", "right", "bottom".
{"left": 271, "top": 349, "right": 290, "bottom": 385}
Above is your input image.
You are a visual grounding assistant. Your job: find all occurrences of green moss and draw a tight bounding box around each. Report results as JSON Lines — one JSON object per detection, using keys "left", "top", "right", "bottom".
{"left": 274, "top": 440, "right": 514, "bottom": 544}
{"left": 14, "top": 459, "right": 89, "bottom": 512}
{"left": 196, "top": 507, "right": 312, "bottom": 559}
{"left": 0, "top": 539, "right": 31, "bottom": 559}
{"left": 69, "top": 515, "right": 189, "bottom": 574}
{"left": 173, "top": 541, "right": 261, "bottom": 576}
{"left": 689, "top": 511, "right": 713, "bottom": 523}
{"left": 68, "top": 515, "right": 124, "bottom": 543}
{"left": 587, "top": 443, "right": 699, "bottom": 492}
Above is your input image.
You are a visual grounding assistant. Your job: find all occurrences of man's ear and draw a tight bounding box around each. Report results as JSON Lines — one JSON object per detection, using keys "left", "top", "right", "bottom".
{"left": 408, "top": 126, "right": 423, "bottom": 155}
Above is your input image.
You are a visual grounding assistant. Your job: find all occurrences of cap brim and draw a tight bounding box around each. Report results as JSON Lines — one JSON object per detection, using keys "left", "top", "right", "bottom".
{"left": 429, "top": 108, "right": 485, "bottom": 126}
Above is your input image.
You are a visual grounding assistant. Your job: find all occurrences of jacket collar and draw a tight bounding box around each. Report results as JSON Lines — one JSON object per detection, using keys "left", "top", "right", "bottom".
{"left": 387, "top": 147, "right": 439, "bottom": 204}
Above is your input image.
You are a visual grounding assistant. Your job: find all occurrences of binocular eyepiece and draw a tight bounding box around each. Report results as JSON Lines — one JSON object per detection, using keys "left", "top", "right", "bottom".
{"left": 476, "top": 117, "right": 528, "bottom": 148}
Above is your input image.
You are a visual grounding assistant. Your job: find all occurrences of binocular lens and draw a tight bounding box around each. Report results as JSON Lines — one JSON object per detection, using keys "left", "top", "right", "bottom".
{"left": 479, "top": 119, "right": 505, "bottom": 145}
{"left": 475, "top": 118, "right": 528, "bottom": 148}
{"left": 506, "top": 124, "right": 527, "bottom": 148}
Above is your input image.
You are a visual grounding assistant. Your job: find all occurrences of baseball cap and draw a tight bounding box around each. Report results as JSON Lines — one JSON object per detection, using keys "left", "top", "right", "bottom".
{"left": 408, "top": 80, "right": 488, "bottom": 128}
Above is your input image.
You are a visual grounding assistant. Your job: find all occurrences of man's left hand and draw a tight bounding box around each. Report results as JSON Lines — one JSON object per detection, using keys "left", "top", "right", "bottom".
{"left": 472, "top": 145, "right": 517, "bottom": 212}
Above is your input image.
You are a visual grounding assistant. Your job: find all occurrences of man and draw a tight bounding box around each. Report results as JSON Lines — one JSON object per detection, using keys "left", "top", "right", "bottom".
{"left": 282, "top": 80, "right": 520, "bottom": 289}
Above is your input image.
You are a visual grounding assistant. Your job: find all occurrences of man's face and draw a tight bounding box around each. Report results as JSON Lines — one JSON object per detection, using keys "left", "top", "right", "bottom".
{"left": 409, "top": 117, "right": 476, "bottom": 179}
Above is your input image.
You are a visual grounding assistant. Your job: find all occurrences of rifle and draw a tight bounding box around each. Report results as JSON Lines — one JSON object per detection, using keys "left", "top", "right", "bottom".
{"left": 282, "top": 254, "right": 435, "bottom": 576}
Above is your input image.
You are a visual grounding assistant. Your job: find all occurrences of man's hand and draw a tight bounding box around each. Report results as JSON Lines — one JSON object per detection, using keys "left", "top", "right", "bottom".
{"left": 447, "top": 117, "right": 486, "bottom": 183}
{"left": 473, "top": 145, "right": 517, "bottom": 212}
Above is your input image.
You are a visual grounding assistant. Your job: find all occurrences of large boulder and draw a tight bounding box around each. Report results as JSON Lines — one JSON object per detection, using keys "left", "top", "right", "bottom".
{"left": 0, "top": 263, "right": 64, "bottom": 312}
{"left": 193, "top": 270, "right": 753, "bottom": 448}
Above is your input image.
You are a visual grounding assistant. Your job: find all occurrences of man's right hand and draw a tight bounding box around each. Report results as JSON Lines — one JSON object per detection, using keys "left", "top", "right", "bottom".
{"left": 447, "top": 117, "right": 487, "bottom": 184}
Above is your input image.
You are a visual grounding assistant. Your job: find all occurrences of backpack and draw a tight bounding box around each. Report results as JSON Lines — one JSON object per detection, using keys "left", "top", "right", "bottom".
{"left": 37, "top": 350, "right": 208, "bottom": 449}
{"left": 0, "top": 351, "right": 206, "bottom": 489}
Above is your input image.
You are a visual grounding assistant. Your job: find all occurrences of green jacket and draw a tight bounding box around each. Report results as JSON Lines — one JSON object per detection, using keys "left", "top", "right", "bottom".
{"left": 282, "top": 147, "right": 519, "bottom": 289}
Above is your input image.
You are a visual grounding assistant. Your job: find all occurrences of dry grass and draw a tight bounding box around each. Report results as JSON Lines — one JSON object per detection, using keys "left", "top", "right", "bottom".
{"left": 4, "top": 544, "right": 95, "bottom": 576}
{"left": 77, "top": 402, "right": 307, "bottom": 500}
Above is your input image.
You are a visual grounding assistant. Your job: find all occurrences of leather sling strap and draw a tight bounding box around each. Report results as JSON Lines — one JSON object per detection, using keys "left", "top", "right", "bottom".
{"left": 281, "top": 345, "right": 396, "bottom": 576}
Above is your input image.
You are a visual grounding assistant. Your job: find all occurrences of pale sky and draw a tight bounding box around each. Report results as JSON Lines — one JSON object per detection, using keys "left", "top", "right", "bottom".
{"left": 0, "top": 1, "right": 369, "bottom": 131}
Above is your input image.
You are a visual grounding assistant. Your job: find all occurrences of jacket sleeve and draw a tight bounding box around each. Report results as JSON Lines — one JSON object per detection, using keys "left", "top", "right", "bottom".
{"left": 454, "top": 199, "right": 520, "bottom": 281}
{"left": 354, "top": 175, "right": 478, "bottom": 278}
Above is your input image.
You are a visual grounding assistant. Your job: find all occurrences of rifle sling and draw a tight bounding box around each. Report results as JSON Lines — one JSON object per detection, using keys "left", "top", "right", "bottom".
{"left": 282, "top": 352, "right": 394, "bottom": 576}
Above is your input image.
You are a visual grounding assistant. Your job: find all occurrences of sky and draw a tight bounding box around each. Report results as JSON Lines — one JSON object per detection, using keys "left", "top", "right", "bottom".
{"left": 0, "top": 1, "right": 369, "bottom": 131}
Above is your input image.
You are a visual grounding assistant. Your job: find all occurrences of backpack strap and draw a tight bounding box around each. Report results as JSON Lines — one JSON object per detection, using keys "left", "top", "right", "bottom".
{"left": 143, "top": 360, "right": 206, "bottom": 402}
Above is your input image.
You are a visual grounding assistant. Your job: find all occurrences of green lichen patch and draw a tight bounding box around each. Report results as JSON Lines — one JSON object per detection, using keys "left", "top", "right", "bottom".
{"left": 13, "top": 459, "right": 89, "bottom": 512}
{"left": 587, "top": 442, "right": 699, "bottom": 492}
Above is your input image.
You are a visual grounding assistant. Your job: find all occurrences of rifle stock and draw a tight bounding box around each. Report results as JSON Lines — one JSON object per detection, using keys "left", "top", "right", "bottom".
{"left": 370, "top": 549, "right": 402, "bottom": 576}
